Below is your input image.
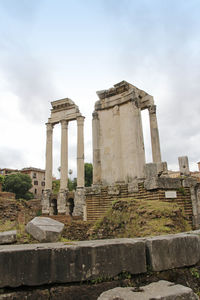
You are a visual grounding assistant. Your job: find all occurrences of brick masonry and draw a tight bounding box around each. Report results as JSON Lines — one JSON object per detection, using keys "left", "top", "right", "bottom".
{"left": 85, "top": 183, "right": 193, "bottom": 223}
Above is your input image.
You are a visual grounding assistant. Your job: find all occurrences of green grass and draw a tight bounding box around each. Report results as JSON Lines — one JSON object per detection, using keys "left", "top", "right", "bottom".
{"left": 89, "top": 198, "right": 191, "bottom": 239}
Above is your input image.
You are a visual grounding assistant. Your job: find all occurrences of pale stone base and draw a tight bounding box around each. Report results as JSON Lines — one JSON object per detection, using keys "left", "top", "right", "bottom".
{"left": 98, "top": 280, "right": 198, "bottom": 300}
{"left": 57, "top": 189, "right": 68, "bottom": 214}
{"left": 41, "top": 189, "right": 51, "bottom": 214}
{"left": 73, "top": 188, "right": 86, "bottom": 218}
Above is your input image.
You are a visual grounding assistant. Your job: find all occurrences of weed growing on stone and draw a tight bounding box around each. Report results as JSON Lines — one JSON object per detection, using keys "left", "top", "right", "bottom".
{"left": 191, "top": 268, "right": 200, "bottom": 279}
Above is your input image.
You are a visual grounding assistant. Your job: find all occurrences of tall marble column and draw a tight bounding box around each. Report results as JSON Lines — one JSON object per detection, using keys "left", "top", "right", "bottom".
{"left": 60, "top": 120, "right": 68, "bottom": 190}
{"left": 42, "top": 122, "right": 53, "bottom": 214}
{"left": 45, "top": 123, "right": 53, "bottom": 190}
{"left": 77, "top": 116, "right": 85, "bottom": 188}
{"left": 92, "top": 112, "right": 101, "bottom": 185}
{"left": 113, "top": 105, "right": 123, "bottom": 182}
{"left": 58, "top": 120, "right": 68, "bottom": 214}
{"left": 148, "top": 105, "right": 162, "bottom": 163}
{"left": 131, "top": 101, "right": 146, "bottom": 179}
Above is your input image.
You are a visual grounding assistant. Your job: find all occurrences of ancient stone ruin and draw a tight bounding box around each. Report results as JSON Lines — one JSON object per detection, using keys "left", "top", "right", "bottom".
{"left": 42, "top": 81, "right": 200, "bottom": 229}
{"left": 92, "top": 80, "right": 162, "bottom": 185}
{"left": 42, "top": 98, "right": 85, "bottom": 216}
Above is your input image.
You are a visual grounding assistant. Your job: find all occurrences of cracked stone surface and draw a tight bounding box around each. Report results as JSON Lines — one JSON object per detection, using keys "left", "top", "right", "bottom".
{"left": 0, "top": 230, "right": 17, "bottom": 245}
{"left": 26, "top": 217, "right": 64, "bottom": 242}
{"left": 97, "top": 280, "right": 198, "bottom": 300}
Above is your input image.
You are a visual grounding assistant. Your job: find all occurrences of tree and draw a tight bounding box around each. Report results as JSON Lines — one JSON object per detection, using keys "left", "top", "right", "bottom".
{"left": 4, "top": 173, "right": 33, "bottom": 200}
{"left": 0, "top": 175, "right": 5, "bottom": 184}
{"left": 68, "top": 177, "right": 77, "bottom": 191}
{"left": 84, "top": 163, "right": 93, "bottom": 187}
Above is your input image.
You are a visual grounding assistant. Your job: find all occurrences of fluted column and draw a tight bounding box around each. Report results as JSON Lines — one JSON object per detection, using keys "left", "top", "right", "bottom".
{"left": 113, "top": 105, "right": 123, "bottom": 182}
{"left": 77, "top": 116, "right": 85, "bottom": 188}
{"left": 60, "top": 120, "right": 68, "bottom": 190}
{"left": 148, "top": 105, "right": 162, "bottom": 163}
{"left": 92, "top": 111, "right": 101, "bottom": 185}
{"left": 58, "top": 120, "right": 68, "bottom": 214}
{"left": 45, "top": 123, "right": 53, "bottom": 190}
{"left": 42, "top": 122, "right": 53, "bottom": 214}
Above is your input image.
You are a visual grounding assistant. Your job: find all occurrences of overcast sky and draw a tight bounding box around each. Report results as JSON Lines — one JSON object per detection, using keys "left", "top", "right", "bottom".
{"left": 0, "top": 0, "right": 200, "bottom": 178}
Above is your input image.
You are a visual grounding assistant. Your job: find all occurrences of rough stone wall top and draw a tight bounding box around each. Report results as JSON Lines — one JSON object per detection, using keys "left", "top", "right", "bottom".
{"left": 95, "top": 80, "right": 154, "bottom": 111}
{"left": 49, "top": 98, "right": 82, "bottom": 124}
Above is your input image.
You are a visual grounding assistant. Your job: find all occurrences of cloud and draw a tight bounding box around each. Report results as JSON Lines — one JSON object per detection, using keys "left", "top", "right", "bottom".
{"left": 0, "top": 0, "right": 58, "bottom": 123}
{"left": 0, "top": 147, "right": 24, "bottom": 169}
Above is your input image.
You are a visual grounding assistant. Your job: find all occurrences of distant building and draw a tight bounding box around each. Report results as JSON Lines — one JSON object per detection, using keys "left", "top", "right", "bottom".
{"left": 21, "top": 167, "right": 45, "bottom": 199}
{"left": 0, "top": 167, "right": 46, "bottom": 199}
{"left": 168, "top": 162, "right": 200, "bottom": 182}
{"left": 0, "top": 168, "right": 18, "bottom": 176}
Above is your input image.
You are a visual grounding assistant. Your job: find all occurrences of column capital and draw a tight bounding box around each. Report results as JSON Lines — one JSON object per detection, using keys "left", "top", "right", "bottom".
{"left": 60, "top": 119, "right": 68, "bottom": 128}
{"left": 92, "top": 111, "right": 99, "bottom": 120}
{"left": 77, "top": 116, "right": 85, "bottom": 125}
{"left": 148, "top": 105, "right": 156, "bottom": 114}
{"left": 46, "top": 123, "right": 54, "bottom": 131}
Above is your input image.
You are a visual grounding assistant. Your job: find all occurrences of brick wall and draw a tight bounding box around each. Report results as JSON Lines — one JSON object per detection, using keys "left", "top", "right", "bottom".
{"left": 86, "top": 183, "right": 193, "bottom": 224}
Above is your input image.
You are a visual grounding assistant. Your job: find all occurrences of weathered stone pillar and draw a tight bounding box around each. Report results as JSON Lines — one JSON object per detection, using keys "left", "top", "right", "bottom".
{"left": 77, "top": 116, "right": 85, "bottom": 188}
{"left": 113, "top": 105, "right": 123, "bottom": 182}
{"left": 45, "top": 123, "right": 53, "bottom": 190}
{"left": 42, "top": 123, "right": 53, "bottom": 214}
{"left": 92, "top": 112, "right": 101, "bottom": 185}
{"left": 178, "top": 156, "right": 190, "bottom": 176}
{"left": 58, "top": 120, "right": 68, "bottom": 214}
{"left": 148, "top": 105, "right": 162, "bottom": 163}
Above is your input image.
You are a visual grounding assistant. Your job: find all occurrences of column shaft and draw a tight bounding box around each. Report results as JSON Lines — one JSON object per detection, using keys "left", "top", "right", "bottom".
{"left": 77, "top": 116, "right": 85, "bottom": 188}
{"left": 92, "top": 112, "right": 101, "bottom": 184}
{"left": 149, "top": 105, "right": 162, "bottom": 163}
{"left": 113, "top": 105, "right": 123, "bottom": 182}
{"left": 60, "top": 120, "right": 68, "bottom": 190}
{"left": 45, "top": 123, "right": 53, "bottom": 190}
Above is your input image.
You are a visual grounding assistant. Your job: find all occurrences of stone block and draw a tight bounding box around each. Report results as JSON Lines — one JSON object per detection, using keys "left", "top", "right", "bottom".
{"left": 182, "top": 177, "right": 197, "bottom": 188}
{"left": 0, "top": 238, "right": 146, "bottom": 288}
{"left": 97, "top": 280, "right": 198, "bottom": 300}
{"left": 108, "top": 185, "right": 120, "bottom": 195}
{"left": 73, "top": 188, "right": 85, "bottom": 217}
{"left": 57, "top": 189, "right": 68, "bottom": 214}
{"left": 25, "top": 217, "right": 64, "bottom": 243}
{"left": 157, "top": 161, "right": 168, "bottom": 175}
{"left": 0, "top": 230, "right": 17, "bottom": 245}
{"left": 145, "top": 163, "right": 158, "bottom": 179}
{"left": 128, "top": 180, "right": 139, "bottom": 193}
{"left": 144, "top": 177, "right": 158, "bottom": 190}
{"left": 158, "top": 177, "right": 182, "bottom": 189}
{"left": 145, "top": 162, "right": 168, "bottom": 180}
{"left": 85, "top": 185, "right": 101, "bottom": 195}
{"left": 145, "top": 177, "right": 182, "bottom": 190}
{"left": 178, "top": 156, "right": 190, "bottom": 176}
{"left": 146, "top": 233, "right": 200, "bottom": 271}
{"left": 0, "top": 289, "right": 49, "bottom": 300}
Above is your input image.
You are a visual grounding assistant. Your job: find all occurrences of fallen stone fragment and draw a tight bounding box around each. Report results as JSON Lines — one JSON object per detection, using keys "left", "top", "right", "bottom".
{"left": 26, "top": 217, "right": 64, "bottom": 242}
{"left": 97, "top": 280, "right": 198, "bottom": 300}
{"left": 0, "top": 230, "right": 17, "bottom": 245}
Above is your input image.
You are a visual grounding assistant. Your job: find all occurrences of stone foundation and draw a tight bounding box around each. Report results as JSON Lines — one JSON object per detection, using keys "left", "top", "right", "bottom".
{"left": 0, "top": 232, "right": 200, "bottom": 299}
{"left": 85, "top": 179, "right": 198, "bottom": 225}
{"left": 73, "top": 188, "right": 86, "bottom": 218}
